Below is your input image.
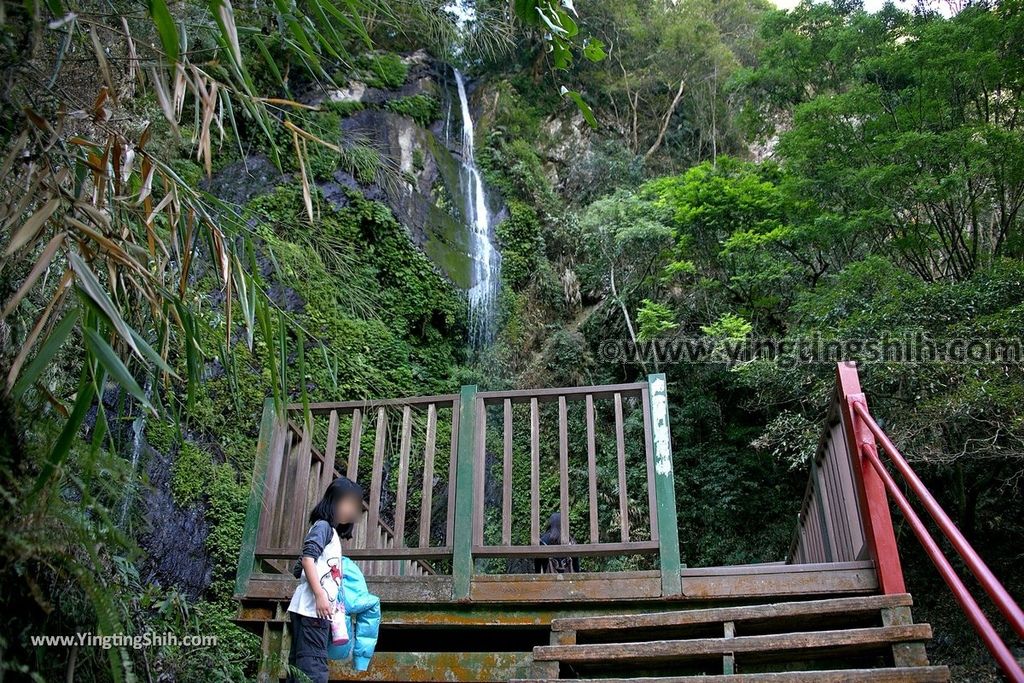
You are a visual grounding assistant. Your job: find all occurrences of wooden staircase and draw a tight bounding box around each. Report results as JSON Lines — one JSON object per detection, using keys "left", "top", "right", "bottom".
{"left": 517, "top": 594, "right": 949, "bottom": 682}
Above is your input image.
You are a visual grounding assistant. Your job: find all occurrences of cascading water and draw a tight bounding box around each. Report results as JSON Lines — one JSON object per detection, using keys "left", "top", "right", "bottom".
{"left": 452, "top": 68, "right": 501, "bottom": 348}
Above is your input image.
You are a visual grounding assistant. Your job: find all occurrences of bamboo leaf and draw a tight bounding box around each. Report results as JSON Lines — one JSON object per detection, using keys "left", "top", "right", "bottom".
{"left": 148, "top": 0, "right": 179, "bottom": 64}
{"left": 28, "top": 366, "right": 96, "bottom": 501}
{"left": 6, "top": 197, "right": 60, "bottom": 256}
{"left": 11, "top": 307, "right": 79, "bottom": 400}
{"left": 2, "top": 231, "right": 64, "bottom": 317}
{"left": 129, "top": 327, "right": 178, "bottom": 379}
{"left": 83, "top": 327, "right": 153, "bottom": 412}
{"left": 68, "top": 252, "right": 141, "bottom": 358}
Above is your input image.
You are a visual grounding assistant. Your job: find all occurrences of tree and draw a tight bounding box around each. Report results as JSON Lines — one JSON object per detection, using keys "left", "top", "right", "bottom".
{"left": 741, "top": 1, "right": 1024, "bottom": 281}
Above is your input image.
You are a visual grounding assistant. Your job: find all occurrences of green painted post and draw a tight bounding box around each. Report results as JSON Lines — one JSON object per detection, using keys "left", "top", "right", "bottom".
{"left": 452, "top": 384, "right": 478, "bottom": 600}
{"left": 647, "top": 373, "right": 683, "bottom": 596}
{"left": 235, "top": 398, "right": 278, "bottom": 598}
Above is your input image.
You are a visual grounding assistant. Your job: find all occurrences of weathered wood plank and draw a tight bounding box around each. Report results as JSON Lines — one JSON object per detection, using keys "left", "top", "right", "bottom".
{"left": 472, "top": 541, "right": 659, "bottom": 558}
{"left": 550, "top": 593, "right": 914, "bottom": 632}
{"left": 614, "top": 392, "right": 629, "bottom": 543}
{"left": 393, "top": 406, "right": 412, "bottom": 548}
{"left": 419, "top": 403, "right": 437, "bottom": 548}
{"left": 586, "top": 394, "right": 598, "bottom": 544}
{"left": 471, "top": 572, "right": 663, "bottom": 602}
{"left": 347, "top": 407, "right": 362, "bottom": 481}
{"left": 329, "top": 651, "right": 531, "bottom": 682}
{"left": 647, "top": 373, "right": 681, "bottom": 596}
{"left": 502, "top": 398, "right": 513, "bottom": 546}
{"left": 533, "top": 624, "right": 933, "bottom": 662}
{"left": 240, "top": 563, "right": 877, "bottom": 603}
{"left": 511, "top": 667, "right": 951, "bottom": 683}
{"left": 452, "top": 386, "right": 477, "bottom": 600}
{"left": 256, "top": 412, "right": 287, "bottom": 550}
{"left": 530, "top": 397, "right": 540, "bottom": 546}
{"left": 446, "top": 399, "right": 459, "bottom": 546}
{"left": 640, "top": 384, "right": 659, "bottom": 542}
{"left": 366, "top": 407, "right": 388, "bottom": 548}
{"left": 321, "top": 410, "right": 339, "bottom": 492}
{"left": 235, "top": 399, "right": 278, "bottom": 598}
{"left": 287, "top": 394, "right": 458, "bottom": 412}
{"left": 288, "top": 429, "right": 312, "bottom": 549}
{"left": 476, "top": 382, "right": 646, "bottom": 404}
{"left": 472, "top": 397, "right": 486, "bottom": 546}
{"left": 558, "top": 395, "right": 570, "bottom": 542}
{"left": 883, "top": 604, "right": 931, "bottom": 668}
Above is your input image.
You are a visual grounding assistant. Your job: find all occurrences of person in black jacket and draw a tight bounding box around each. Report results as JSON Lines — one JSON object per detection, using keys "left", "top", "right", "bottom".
{"left": 534, "top": 512, "right": 581, "bottom": 574}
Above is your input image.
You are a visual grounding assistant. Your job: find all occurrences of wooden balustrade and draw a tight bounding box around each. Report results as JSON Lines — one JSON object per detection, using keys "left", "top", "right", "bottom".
{"left": 789, "top": 372, "right": 869, "bottom": 564}
{"left": 236, "top": 375, "right": 682, "bottom": 600}
{"left": 787, "top": 363, "right": 902, "bottom": 598}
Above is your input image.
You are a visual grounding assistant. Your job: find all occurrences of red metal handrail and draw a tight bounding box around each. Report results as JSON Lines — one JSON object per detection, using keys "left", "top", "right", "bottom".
{"left": 850, "top": 399, "right": 1024, "bottom": 682}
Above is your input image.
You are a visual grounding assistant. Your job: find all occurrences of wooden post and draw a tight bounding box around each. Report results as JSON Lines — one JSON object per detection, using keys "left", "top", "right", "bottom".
{"left": 837, "top": 362, "right": 906, "bottom": 594}
{"left": 236, "top": 398, "right": 279, "bottom": 598}
{"left": 647, "top": 373, "right": 682, "bottom": 596}
{"left": 452, "top": 384, "right": 478, "bottom": 600}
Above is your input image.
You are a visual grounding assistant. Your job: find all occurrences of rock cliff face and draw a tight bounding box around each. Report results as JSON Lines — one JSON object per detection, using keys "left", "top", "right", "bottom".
{"left": 321, "top": 50, "right": 505, "bottom": 291}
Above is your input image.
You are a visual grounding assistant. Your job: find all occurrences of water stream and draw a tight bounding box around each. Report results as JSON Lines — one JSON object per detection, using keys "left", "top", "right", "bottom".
{"left": 452, "top": 68, "right": 501, "bottom": 348}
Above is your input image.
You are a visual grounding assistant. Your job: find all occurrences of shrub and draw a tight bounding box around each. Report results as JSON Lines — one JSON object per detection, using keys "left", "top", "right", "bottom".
{"left": 383, "top": 94, "right": 440, "bottom": 126}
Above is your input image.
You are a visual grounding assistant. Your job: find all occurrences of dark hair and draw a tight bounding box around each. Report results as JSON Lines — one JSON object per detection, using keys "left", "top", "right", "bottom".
{"left": 542, "top": 512, "right": 566, "bottom": 545}
{"left": 309, "top": 477, "right": 364, "bottom": 540}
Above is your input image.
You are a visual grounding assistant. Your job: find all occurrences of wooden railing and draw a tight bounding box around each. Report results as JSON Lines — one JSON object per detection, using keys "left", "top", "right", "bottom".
{"left": 235, "top": 375, "right": 682, "bottom": 599}
{"left": 790, "top": 361, "right": 1024, "bottom": 681}
{"left": 787, "top": 367, "right": 869, "bottom": 565}
{"left": 788, "top": 363, "right": 901, "bottom": 586}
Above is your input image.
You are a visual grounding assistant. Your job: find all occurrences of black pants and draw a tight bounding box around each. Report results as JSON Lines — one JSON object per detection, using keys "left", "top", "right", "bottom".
{"left": 287, "top": 612, "right": 330, "bottom": 683}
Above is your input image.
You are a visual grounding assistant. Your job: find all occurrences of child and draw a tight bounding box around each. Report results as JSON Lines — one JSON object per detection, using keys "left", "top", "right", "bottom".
{"left": 534, "top": 512, "right": 581, "bottom": 574}
{"left": 287, "top": 477, "right": 364, "bottom": 683}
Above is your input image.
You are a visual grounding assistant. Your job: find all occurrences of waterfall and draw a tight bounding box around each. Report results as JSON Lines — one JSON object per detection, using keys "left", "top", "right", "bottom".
{"left": 453, "top": 68, "right": 501, "bottom": 348}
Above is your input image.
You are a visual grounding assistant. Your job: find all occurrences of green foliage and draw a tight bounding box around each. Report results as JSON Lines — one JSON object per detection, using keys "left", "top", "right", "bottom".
{"left": 322, "top": 98, "right": 367, "bottom": 118}
{"left": 355, "top": 52, "right": 409, "bottom": 89}
{"left": 741, "top": 1, "right": 1024, "bottom": 281}
{"left": 495, "top": 199, "right": 544, "bottom": 290}
{"left": 636, "top": 300, "right": 678, "bottom": 340}
{"left": 700, "top": 313, "right": 751, "bottom": 339}
{"left": 171, "top": 443, "right": 217, "bottom": 507}
{"left": 339, "top": 143, "right": 383, "bottom": 184}
{"left": 383, "top": 94, "right": 441, "bottom": 126}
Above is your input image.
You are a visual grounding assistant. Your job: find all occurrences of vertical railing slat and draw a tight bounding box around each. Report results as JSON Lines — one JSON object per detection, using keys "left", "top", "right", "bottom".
{"left": 347, "top": 408, "right": 362, "bottom": 482}
{"left": 366, "top": 407, "right": 388, "bottom": 549}
{"left": 452, "top": 385, "right": 478, "bottom": 600}
{"left": 586, "top": 394, "right": 599, "bottom": 544}
{"left": 647, "top": 373, "right": 682, "bottom": 596}
{"left": 257, "top": 410, "right": 287, "bottom": 550}
{"left": 237, "top": 399, "right": 278, "bottom": 596}
{"left": 419, "top": 403, "right": 438, "bottom": 548}
{"left": 472, "top": 398, "right": 486, "bottom": 546}
{"left": 273, "top": 430, "right": 296, "bottom": 547}
{"left": 558, "top": 395, "right": 570, "bottom": 543}
{"left": 641, "top": 386, "right": 660, "bottom": 542}
{"left": 446, "top": 401, "right": 459, "bottom": 547}
{"left": 289, "top": 421, "right": 313, "bottom": 550}
{"left": 502, "top": 398, "right": 513, "bottom": 546}
{"left": 393, "top": 405, "right": 412, "bottom": 548}
{"left": 814, "top": 460, "right": 836, "bottom": 562}
{"left": 614, "top": 392, "right": 630, "bottom": 543}
{"left": 530, "top": 397, "right": 540, "bottom": 546}
{"left": 835, "top": 418, "right": 867, "bottom": 557}
{"left": 321, "top": 410, "right": 339, "bottom": 492}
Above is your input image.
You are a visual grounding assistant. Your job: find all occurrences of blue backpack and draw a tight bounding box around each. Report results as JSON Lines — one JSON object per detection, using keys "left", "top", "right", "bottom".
{"left": 326, "top": 557, "right": 381, "bottom": 671}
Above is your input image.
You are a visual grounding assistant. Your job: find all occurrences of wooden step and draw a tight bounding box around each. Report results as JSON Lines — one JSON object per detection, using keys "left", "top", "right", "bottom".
{"left": 550, "top": 594, "right": 913, "bottom": 634}
{"left": 534, "top": 624, "right": 932, "bottom": 664}
{"left": 512, "top": 665, "right": 951, "bottom": 682}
